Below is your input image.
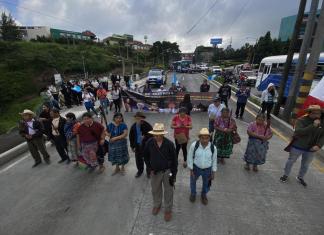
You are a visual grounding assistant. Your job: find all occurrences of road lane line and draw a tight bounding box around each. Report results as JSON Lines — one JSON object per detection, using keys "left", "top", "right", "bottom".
{"left": 0, "top": 155, "right": 29, "bottom": 174}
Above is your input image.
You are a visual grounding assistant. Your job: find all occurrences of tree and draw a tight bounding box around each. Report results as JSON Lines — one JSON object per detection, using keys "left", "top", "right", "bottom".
{"left": 149, "top": 41, "right": 181, "bottom": 66}
{"left": 0, "top": 12, "right": 22, "bottom": 41}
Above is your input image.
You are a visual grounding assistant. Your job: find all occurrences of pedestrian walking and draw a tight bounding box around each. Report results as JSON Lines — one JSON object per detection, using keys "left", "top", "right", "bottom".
{"left": 64, "top": 112, "right": 81, "bottom": 166}
{"left": 261, "top": 83, "right": 278, "bottom": 120}
{"left": 218, "top": 81, "right": 231, "bottom": 108}
{"left": 143, "top": 123, "right": 177, "bottom": 222}
{"left": 77, "top": 112, "right": 106, "bottom": 172}
{"left": 179, "top": 94, "right": 193, "bottom": 116}
{"left": 188, "top": 128, "right": 217, "bottom": 205}
{"left": 97, "top": 85, "right": 109, "bottom": 114}
{"left": 235, "top": 83, "right": 250, "bottom": 119}
{"left": 213, "top": 107, "right": 237, "bottom": 164}
{"left": 280, "top": 105, "right": 324, "bottom": 187}
{"left": 171, "top": 107, "right": 192, "bottom": 168}
{"left": 61, "top": 83, "right": 72, "bottom": 108}
{"left": 107, "top": 112, "right": 129, "bottom": 175}
{"left": 243, "top": 113, "right": 272, "bottom": 172}
{"left": 38, "top": 103, "right": 53, "bottom": 141}
{"left": 111, "top": 85, "right": 122, "bottom": 113}
{"left": 82, "top": 89, "right": 99, "bottom": 117}
{"left": 208, "top": 97, "right": 225, "bottom": 137}
{"left": 200, "top": 79, "right": 210, "bottom": 92}
{"left": 129, "top": 112, "right": 153, "bottom": 178}
{"left": 19, "top": 109, "right": 51, "bottom": 167}
{"left": 50, "top": 108, "right": 70, "bottom": 164}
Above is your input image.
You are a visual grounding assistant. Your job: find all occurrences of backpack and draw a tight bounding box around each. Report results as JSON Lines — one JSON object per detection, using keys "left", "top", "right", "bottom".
{"left": 193, "top": 141, "right": 215, "bottom": 159}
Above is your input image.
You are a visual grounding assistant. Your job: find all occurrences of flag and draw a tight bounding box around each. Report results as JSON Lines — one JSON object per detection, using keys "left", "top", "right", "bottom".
{"left": 172, "top": 72, "right": 177, "bottom": 84}
{"left": 298, "top": 78, "right": 324, "bottom": 117}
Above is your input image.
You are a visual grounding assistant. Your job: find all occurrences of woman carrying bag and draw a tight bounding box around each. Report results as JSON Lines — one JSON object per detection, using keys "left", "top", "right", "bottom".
{"left": 171, "top": 107, "right": 192, "bottom": 168}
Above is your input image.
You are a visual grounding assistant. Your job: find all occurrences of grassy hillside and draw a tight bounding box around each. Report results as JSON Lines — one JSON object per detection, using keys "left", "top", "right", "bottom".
{"left": 0, "top": 41, "right": 123, "bottom": 133}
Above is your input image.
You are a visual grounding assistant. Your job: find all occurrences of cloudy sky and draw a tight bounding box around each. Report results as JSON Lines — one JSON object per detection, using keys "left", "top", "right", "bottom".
{"left": 0, "top": 0, "right": 321, "bottom": 52}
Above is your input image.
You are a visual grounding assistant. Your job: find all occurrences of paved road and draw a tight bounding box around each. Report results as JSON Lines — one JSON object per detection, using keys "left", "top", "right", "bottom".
{"left": 1, "top": 73, "right": 324, "bottom": 235}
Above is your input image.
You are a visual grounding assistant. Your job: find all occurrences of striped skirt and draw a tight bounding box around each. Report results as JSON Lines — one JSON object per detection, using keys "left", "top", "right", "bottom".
{"left": 81, "top": 141, "right": 99, "bottom": 168}
{"left": 108, "top": 138, "right": 129, "bottom": 165}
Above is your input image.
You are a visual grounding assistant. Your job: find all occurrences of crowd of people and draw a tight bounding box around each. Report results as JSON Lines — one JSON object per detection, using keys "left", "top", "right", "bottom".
{"left": 17, "top": 76, "right": 324, "bottom": 223}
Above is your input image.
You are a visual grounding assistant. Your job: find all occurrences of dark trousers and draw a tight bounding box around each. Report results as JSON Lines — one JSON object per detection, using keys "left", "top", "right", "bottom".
{"left": 113, "top": 99, "right": 121, "bottom": 112}
{"left": 27, "top": 137, "right": 50, "bottom": 163}
{"left": 53, "top": 135, "right": 69, "bottom": 161}
{"left": 135, "top": 144, "right": 150, "bottom": 174}
{"left": 96, "top": 145, "right": 105, "bottom": 166}
{"left": 261, "top": 102, "right": 274, "bottom": 119}
{"left": 175, "top": 139, "right": 188, "bottom": 162}
{"left": 235, "top": 102, "right": 246, "bottom": 118}
{"left": 220, "top": 96, "right": 228, "bottom": 107}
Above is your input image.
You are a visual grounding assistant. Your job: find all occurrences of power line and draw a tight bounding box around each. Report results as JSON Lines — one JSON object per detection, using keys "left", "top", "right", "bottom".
{"left": 222, "top": 0, "right": 252, "bottom": 37}
{"left": 186, "top": 0, "right": 221, "bottom": 34}
{"left": 0, "top": 0, "right": 85, "bottom": 30}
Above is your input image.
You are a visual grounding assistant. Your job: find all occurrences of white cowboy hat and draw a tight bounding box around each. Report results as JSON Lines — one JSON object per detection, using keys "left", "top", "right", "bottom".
{"left": 19, "top": 109, "right": 35, "bottom": 116}
{"left": 198, "top": 128, "right": 210, "bottom": 136}
{"left": 149, "top": 123, "right": 168, "bottom": 135}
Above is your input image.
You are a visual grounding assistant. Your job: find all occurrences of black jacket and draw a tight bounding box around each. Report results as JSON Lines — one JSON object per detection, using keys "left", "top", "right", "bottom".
{"left": 179, "top": 101, "right": 193, "bottom": 115}
{"left": 218, "top": 85, "right": 231, "bottom": 99}
{"left": 19, "top": 119, "right": 44, "bottom": 140}
{"left": 143, "top": 137, "right": 178, "bottom": 177}
{"left": 129, "top": 120, "right": 153, "bottom": 149}
{"left": 200, "top": 83, "right": 210, "bottom": 92}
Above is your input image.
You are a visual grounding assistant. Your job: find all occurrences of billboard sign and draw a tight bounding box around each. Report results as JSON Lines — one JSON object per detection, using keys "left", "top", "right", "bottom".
{"left": 210, "top": 38, "right": 222, "bottom": 45}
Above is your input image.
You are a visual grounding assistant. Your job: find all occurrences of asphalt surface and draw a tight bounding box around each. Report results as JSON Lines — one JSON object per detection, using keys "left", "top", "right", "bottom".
{"left": 1, "top": 73, "right": 324, "bottom": 235}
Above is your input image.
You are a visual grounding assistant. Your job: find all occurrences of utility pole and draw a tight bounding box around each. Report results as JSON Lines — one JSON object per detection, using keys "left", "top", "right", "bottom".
{"left": 293, "top": 0, "right": 324, "bottom": 117}
{"left": 273, "top": 0, "right": 307, "bottom": 116}
{"left": 283, "top": 0, "right": 319, "bottom": 122}
{"left": 82, "top": 54, "right": 86, "bottom": 80}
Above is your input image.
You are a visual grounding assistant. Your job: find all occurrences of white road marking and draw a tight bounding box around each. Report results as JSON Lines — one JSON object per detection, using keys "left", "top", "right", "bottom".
{"left": 0, "top": 154, "right": 29, "bottom": 174}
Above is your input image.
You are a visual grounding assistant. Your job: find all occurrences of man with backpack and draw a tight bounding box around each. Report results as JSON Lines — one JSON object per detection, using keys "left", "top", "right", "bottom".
{"left": 187, "top": 128, "right": 217, "bottom": 205}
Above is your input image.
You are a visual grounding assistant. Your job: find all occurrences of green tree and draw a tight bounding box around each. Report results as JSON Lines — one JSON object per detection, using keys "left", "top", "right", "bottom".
{"left": 0, "top": 12, "right": 22, "bottom": 41}
{"left": 149, "top": 41, "right": 181, "bottom": 66}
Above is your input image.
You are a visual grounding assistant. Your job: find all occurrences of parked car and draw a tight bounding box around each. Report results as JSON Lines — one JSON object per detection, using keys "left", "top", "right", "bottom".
{"left": 239, "top": 70, "right": 257, "bottom": 86}
{"left": 146, "top": 69, "right": 166, "bottom": 87}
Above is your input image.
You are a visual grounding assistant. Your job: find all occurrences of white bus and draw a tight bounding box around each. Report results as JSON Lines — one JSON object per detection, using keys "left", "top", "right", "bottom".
{"left": 256, "top": 53, "right": 324, "bottom": 96}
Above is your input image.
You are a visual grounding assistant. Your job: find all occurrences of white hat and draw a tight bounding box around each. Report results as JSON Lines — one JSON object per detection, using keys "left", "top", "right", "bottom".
{"left": 198, "top": 128, "right": 210, "bottom": 136}
{"left": 149, "top": 123, "right": 168, "bottom": 135}
{"left": 19, "top": 109, "right": 35, "bottom": 116}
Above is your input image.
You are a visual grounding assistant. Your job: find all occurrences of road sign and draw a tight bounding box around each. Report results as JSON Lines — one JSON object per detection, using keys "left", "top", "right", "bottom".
{"left": 210, "top": 38, "right": 222, "bottom": 45}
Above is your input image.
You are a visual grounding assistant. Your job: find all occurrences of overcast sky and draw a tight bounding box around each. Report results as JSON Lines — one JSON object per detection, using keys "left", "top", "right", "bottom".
{"left": 0, "top": 0, "right": 322, "bottom": 52}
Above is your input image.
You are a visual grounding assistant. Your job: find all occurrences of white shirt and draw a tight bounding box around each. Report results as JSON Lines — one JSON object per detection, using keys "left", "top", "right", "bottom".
{"left": 187, "top": 141, "right": 217, "bottom": 172}
{"left": 208, "top": 103, "right": 224, "bottom": 119}
{"left": 52, "top": 117, "right": 60, "bottom": 136}
{"left": 112, "top": 89, "right": 120, "bottom": 100}
{"left": 82, "top": 93, "right": 94, "bottom": 102}
{"left": 26, "top": 120, "right": 36, "bottom": 135}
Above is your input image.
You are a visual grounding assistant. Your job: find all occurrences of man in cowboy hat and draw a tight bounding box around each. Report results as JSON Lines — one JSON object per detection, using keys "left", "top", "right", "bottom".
{"left": 129, "top": 112, "right": 153, "bottom": 178}
{"left": 280, "top": 105, "right": 324, "bottom": 187}
{"left": 187, "top": 128, "right": 217, "bottom": 205}
{"left": 143, "top": 123, "right": 177, "bottom": 222}
{"left": 18, "top": 109, "right": 51, "bottom": 167}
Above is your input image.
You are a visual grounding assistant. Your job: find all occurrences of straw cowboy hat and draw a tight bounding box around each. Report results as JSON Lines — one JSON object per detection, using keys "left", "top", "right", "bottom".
{"left": 198, "top": 128, "right": 210, "bottom": 136}
{"left": 149, "top": 123, "right": 168, "bottom": 135}
{"left": 19, "top": 109, "right": 35, "bottom": 117}
{"left": 134, "top": 112, "right": 146, "bottom": 119}
{"left": 306, "top": 104, "right": 322, "bottom": 112}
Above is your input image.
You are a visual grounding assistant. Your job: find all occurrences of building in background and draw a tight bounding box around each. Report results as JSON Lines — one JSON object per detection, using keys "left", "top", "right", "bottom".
{"left": 194, "top": 46, "right": 213, "bottom": 63}
{"left": 103, "top": 34, "right": 134, "bottom": 46}
{"left": 18, "top": 26, "right": 51, "bottom": 40}
{"left": 18, "top": 26, "right": 96, "bottom": 41}
{"left": 278, "top": 10, "right": 324, "bottom": 51}
{"left": 181, "top": 53, "right": 194, "bottom": 61}
{"left": 126, "top": 40, "right": 152, "bottom": 51}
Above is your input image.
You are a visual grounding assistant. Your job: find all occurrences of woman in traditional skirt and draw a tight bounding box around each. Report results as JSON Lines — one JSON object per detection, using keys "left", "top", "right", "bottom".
{"left": 77, "top": 112, "right": 105, "bottom": 172}
{"left": 213, "top": 107, "right": 237, "bottom": 164}
{"left": 243, "top": 113, "right": 273, "bottom": 172}
{"left": 107, "top": 112, "right": 129, "bottom": 175}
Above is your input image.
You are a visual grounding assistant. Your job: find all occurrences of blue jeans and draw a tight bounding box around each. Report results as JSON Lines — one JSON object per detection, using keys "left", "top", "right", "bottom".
{"left": 190, "top": 165, "right": 212, "bottom": 196}
{"left": 99, "top": 98, "right": 109, "bottom": 114}
{"left": 284, "top": 147, "right": 315, "bottom": 179}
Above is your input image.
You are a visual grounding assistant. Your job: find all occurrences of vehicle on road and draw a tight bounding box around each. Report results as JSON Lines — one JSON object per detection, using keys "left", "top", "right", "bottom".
{"left": 146, "top": 69, "right": 166, "bottom": 87}
{"left": 239, "top": 70, "right": 257, "bottom": 86}
{"left": 256, "top": 53, "right": 324, "bottom": 97}
{"left": 211, "top": 65, "right": 222, "bottom": 75}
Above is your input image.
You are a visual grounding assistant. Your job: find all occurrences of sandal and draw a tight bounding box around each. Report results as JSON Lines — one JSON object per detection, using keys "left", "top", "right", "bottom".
{"left": 253, "top": 165, "right": 258, "bottom": 172}
{"left": 111, "top": 167, "right": 120, "bottom": 176}
{"left": 244, "top": 164, "right": 250, "bottom": 171}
